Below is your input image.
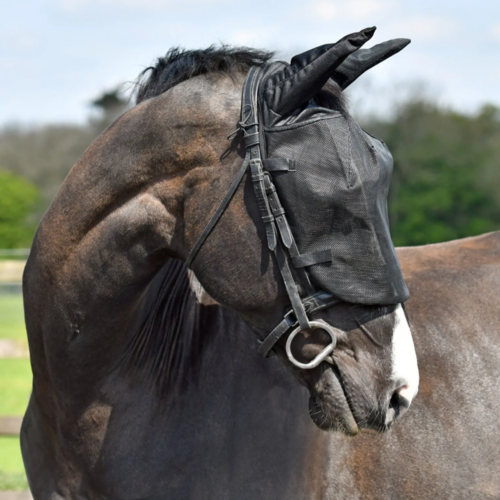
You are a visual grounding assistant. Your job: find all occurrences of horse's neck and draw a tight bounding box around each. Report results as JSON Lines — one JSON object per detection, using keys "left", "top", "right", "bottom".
{"left": 124, "top": 261, "right": 330, "bottom": 497}
{"left": 24, "top": 100, "right": 191, "bottom": 410}
{"left": 29, "top": 81, "right": 239, "bottom": 323}
{"left": 38, "top": 108, "right": 180, "bottom": 254}
{"left": 169, "top": 333, "right": 329, "bottom": 498}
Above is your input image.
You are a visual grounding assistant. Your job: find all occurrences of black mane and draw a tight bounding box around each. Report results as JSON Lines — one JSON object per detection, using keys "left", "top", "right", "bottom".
{"left": 122, "top": 258, "right": 250, "bottom": 401}
{"left": 135, "top": 45, "right": 274, "bottom": 104}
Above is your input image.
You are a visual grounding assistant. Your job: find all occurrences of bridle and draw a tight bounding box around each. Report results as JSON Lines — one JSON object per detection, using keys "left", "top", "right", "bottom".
{"left": 186, "top": 65, "right": 340, "bottom": 369}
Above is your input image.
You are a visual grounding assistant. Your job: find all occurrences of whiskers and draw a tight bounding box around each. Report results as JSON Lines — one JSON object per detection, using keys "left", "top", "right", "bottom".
{"left": 309, "top": 393, "right": 330, "bottom": 430}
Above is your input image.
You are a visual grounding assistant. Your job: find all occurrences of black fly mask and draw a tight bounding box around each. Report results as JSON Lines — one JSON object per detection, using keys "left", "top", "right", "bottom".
{"left": 188, "top": 28, "right": 411, "bottom": 367}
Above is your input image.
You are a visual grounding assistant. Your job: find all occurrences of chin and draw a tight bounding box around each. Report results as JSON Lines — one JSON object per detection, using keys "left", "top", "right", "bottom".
{"left": 309, "top": 395, "right": 359, "bottom": 435}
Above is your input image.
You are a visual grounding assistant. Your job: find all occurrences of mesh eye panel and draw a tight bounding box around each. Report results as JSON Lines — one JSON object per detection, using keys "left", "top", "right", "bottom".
{"left": 264, "top": 107, "right": 408, "bottom": 305}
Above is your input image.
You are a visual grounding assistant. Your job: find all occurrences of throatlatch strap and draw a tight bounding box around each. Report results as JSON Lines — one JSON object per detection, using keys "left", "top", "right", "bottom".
{"left": 187, "top": 150, "right": 251, "bottom": 268}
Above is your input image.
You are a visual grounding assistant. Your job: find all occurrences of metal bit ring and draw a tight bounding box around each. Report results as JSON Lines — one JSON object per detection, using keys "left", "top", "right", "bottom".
{"left": 286, "top": 320, "right": 337, "bottom": 369}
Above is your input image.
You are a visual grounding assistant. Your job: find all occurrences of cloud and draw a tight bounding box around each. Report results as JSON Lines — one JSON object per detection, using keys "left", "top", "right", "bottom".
{"left": 0, "top": 29, "right": 39, "bottom": 50}
{"left": 297, "top": 3, "right": 459, "bottom": 46}
{"left": 491, "top": 24, "right": 500, "bottom": 41}
{"left": 308, "top": 0, "right": 396, "bottom": 22}
{"left": 226, "top": 24, "right": 284, "bottom": 47}
{"left": 395, "top": 16, "right": 458, "bottom": 41}
{"left": 58, "top": 0, "right": 225, "bottom": 12}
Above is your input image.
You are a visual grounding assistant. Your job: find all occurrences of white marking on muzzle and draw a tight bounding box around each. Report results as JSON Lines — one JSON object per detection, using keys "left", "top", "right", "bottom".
{"left": 391, "top": 304, "right": 419, "bottom": 403}
{"left": 187, "top": 269, "right": 218, "bottom": 306}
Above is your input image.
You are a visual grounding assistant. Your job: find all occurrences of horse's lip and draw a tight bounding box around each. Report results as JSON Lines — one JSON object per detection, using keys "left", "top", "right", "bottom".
{"left": 309, "top": 363, "right": 359, "bottom": 435}
{"left": 328, "top": 363, "right": 360, "bottom": 435}
{"left": 331, "top": 359, "right": 395, "bottom": 434}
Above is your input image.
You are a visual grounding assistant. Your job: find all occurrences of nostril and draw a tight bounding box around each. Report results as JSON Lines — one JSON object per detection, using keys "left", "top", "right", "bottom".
{"left": 390, "top": 386, "right": 411, "bottom": 419}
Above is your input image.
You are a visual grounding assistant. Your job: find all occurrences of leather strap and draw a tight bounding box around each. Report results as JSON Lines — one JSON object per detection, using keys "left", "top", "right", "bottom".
{"left": 264, "top": 174, "right": 293, "bottom": 249}
{"left": 262, "top": 158, "right": 294, "bottom": 172}
{"left": 244, "top": 133, "right": 260, "bottom": 148}
{"left": 186, "top": 150, "right": 251, "bottom": 267}
{"left": 275, "top": 241, "right": 310, "bottom": 329}
{"left": 258, "top": 314, "right": 295, "bottom": 358}
{"left": 292, "top": 249, "right": 334, "bottom": 268}
{"left": 250, "top": 160, "right": 277, "bottom": 251}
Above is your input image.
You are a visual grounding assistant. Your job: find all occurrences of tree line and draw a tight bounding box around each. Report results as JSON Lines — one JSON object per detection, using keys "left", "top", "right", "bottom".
{"left": 0, "top": 91, "right": 129, "bottom": 249}
{"left": 1, "top": 90, "right": 500, "bottom": 249}
{"left": 365, "top": 100, "right": 500, "bottom": 246}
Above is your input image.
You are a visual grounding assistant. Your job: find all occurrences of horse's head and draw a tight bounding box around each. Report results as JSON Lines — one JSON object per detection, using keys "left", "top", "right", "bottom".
{"left": 134, "top": 29, "right": 418, "bottom": 434}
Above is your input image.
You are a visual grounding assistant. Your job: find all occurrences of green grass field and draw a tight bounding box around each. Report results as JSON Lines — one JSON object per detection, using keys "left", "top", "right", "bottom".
{"left": 0, "top": 294, "right": 31, "bottom": 490}
{"left": 0, "top": 295, "right": 27, "bottom": 340}
{"left": 0, "top": 437, "right": 25, "bottom": 473}
{"left": 0, "top": 359, "right": 32, "bottom": 416}
{"left": 0, "top": 438, "right": 28, "bottom": 490}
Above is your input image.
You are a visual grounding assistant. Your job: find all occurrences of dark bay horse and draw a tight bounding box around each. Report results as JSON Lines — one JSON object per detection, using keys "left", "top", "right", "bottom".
{"left": 22, "top": 34, "right": 427, "bottom": 498}
{"left": 24, "top": 232, "right": 500, "bottom": 498}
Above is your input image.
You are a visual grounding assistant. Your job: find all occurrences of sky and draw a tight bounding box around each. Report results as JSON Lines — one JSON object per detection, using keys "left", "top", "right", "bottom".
{"left": 1, "top": 0, "right": 499, "bottom": 125}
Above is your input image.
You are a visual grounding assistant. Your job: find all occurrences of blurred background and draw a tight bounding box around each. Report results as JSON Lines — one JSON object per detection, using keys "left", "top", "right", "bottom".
{"left": 0, "top": 0, "right": 499, "bottom": 494}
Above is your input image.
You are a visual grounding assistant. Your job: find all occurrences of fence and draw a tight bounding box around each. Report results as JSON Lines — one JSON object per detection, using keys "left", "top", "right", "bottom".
{"left": 0, "top": 251, "right": 28, "bottom": 436}
{"left": 0, "top": 250, "right": 27, "bottom": 295}
{"left": 0, "top": 249, "right": 30, "bottom": 258}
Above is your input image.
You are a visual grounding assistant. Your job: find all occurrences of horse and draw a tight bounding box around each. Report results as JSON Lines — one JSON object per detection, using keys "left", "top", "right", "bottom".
{"left": 23, "top": 234, "right": 500, "bottom": 499}
{"left": 20, "top": 31, "right": 424, "bottom": 498}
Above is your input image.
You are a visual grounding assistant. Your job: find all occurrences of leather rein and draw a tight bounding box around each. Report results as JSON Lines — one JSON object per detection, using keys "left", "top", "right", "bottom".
{"left": 186, "top": 66, "right": 339, "bottom": 369}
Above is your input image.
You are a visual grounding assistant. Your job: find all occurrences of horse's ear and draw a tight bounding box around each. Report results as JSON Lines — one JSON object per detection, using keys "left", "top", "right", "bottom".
{"left": 331, "top": 38, "right": 411, "bottom": 90}
{"left": 262, "top": 27, "right": 376, "bottom": 117}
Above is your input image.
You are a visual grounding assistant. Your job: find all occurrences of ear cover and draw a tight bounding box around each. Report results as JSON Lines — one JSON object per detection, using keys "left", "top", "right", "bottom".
{"left": 331, "top": 38, "right": 411, "bottom": 89}
{"left": 261, "top": 27, "right": 376, "bottom": 118}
